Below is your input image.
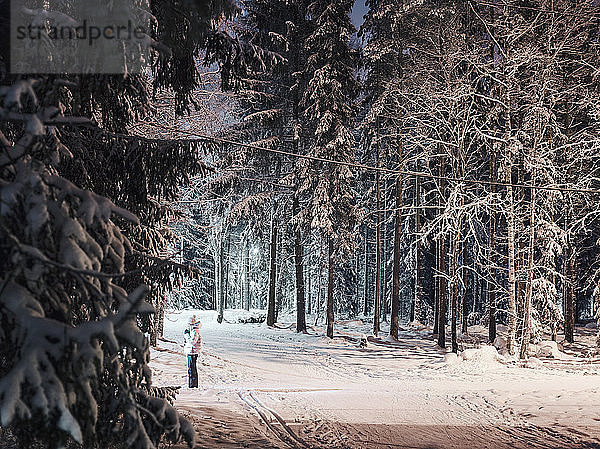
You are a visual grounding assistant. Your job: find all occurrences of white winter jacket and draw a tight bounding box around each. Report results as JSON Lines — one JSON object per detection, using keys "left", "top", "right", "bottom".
{"left": 184, "top": 324, "right": 202, "bottom": 355}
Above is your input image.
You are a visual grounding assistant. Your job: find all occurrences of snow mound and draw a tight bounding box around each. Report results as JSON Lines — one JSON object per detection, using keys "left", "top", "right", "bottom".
{"left": 458, "top": 331, "right": 485, "bottom": 345}
{"left": 524, "top": 357, "right": 545, "bottom": 369}
{"left": 443, "top": 346, "right": 505, "bottom": 370}
{"left": 336, "top": 319, "right": 364, "bottom": 326}
{"left": 444, "top": 352, "right": 460, "bottom": 366}
{"left": 493, "top": 336, "right": 508, "bottom": 356}
{"left": 468, "top": 325, "right": 487, "bottom": 334}
{"left": 532, "top": 340, "right": 571, "bottom": 360}
{"left": 408, "top": 321, "right": 430, "bottom": 332}
{"left": 585, "top": 322, "right": 598, "bottom": 329}
{"left": 319, "top": 337, "right": 350, "bottom": 346}
{"left": 460, "top": 346, "right": 505, "bottom": 365}
{"left": 224, "top": 309, "right": 266, "bottom": 324}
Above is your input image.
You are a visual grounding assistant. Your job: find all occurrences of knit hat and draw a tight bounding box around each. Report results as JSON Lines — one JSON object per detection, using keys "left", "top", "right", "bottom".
{"left": 188, "top": 315, "right": 201, "bottom": 327}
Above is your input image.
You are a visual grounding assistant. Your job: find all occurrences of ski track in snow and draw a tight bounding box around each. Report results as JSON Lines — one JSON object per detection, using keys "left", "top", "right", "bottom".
{"left": 152, "top": 310, "right": 600, "bottom": 448}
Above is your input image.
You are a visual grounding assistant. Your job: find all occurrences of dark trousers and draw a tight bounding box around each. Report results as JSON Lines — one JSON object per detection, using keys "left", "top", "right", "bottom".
{"left": 187, "top": 354, "right": 198, "bottom": 388}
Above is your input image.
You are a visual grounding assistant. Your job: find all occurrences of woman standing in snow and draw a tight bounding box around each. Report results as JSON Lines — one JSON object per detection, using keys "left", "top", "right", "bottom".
{"left": 184, "top": 315, "right": 202, "bottom": 388}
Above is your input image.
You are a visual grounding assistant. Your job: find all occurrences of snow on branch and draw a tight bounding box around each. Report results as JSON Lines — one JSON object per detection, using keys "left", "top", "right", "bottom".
{"left": 0, "top": 78, "right": 194, "bottom": 448}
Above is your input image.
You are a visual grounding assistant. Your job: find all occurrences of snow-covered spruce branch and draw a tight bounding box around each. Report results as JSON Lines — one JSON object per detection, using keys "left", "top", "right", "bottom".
{"left": 0, "top": 78, "right": 195, "bottom": 448}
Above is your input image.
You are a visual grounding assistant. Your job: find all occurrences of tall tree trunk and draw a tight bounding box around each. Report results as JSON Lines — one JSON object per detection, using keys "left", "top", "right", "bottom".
{"left": 307, "top": 260, "right": 312, "bottom": 315}
{"left": 238, "top": 240, "right": 243, "bottom": 309}
{"left": 275, "top": 227, "right": 283, "bottom": 323}
{"left": 450, "top": 185, "right": 463, "bottom": 353}
{"left": 433, "top": 235, "right": 440, "bottom": 335}
{"left": 223, "top": 233, "right": 230, "bottom": 310}
{"left": 450, "top": 227, "right": 460, "bottom": 353}
{"left": 316, "top": 239, "right": 326, "bottom": 325}
{"left": 157, "top": 295, "right": 165, "bottom": 339}
{"left": 516, "top": 158, "right": 526, "bottom": 342}
{"left": 294, "top": 196, "right": 307, "bottom": 333}
{"left": 150, "top": 294, "right": 162, "bottom": 347}
{"left": 364, "top": 225, "right": 369, "bottom": 316}
{"left": 382, "top": 219, "right": 388, "bottom": 322}
{"left": 327, "top": 238, "right": 335, "bottom": 338}
{"left": 519, "top": 189, "right": 536, "bottom": 359}
{"left": 506, "top": 162, "right": 517, "bottom": 355}
{"left": 564, "top": 215, "right": 575, "bottom": 343}
{"left": 413, "top": 174, "right": 422, "bottom": 323}
{"left": 267, "top": 217, "right": 278, "bottom": 327}
{"left": 355, "top": 250, "right": 360, "bottom": 316}
{"left": 216, "top": 237, "right": 225, "bottom": 324}
{"left": 488, "top": 152, "right": 497, "bottom": 343}
{"left": 390, "top": 133, "right": 403, "bottom": 340}
{"left": 289, "top": 8, "right": 305, "bottom": 330}
{"left": 437, "top": 235, "right": 446, "bottom": 348}
{"left": 487, "top": 5, "right": 498, "bottom": 344}
{"left": 244, "top": 242, "right": 250, "bottom": 311}
{"left": 461, "top": 231, "right": 468, "bottom": 334}
{"left": 374, "top": 133, "right": 382, "bottom": 336}
{"left": 213, "top": 259, "right": 217, "bottom": 310}
{"left": 437, "top": 157, "right": 447, "bottom": 348}
{"left": 563, "top": 114, "right": 575, "bottom": 343}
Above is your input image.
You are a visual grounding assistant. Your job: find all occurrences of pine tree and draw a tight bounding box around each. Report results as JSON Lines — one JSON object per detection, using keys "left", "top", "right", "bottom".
{"left": 0, "top": 1, "right": 273, "bottom": 446}
{"left": 299, "top": 0, "right": 359, "bottom": 338}
{"left": 195, "top": 0, "right": 311, "bottom": 330}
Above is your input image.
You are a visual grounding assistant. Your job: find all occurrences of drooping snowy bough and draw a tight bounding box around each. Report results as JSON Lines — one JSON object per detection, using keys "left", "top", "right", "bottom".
{"left": 0, "top": 81, "right": 194, "bottom": 448}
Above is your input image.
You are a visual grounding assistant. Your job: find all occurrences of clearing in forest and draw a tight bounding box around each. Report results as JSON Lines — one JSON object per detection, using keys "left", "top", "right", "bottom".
{"left": 151, "top": 310, "right": 600, "bottom": 449}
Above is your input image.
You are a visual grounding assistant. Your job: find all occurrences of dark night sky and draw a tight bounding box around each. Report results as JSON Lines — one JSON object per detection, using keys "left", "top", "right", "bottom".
{"left": 351, "top": 0, "right": 368, "bottom": 28}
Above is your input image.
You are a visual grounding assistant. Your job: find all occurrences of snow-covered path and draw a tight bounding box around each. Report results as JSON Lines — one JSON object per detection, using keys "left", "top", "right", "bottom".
{"left": 151, "top": 310, "right": 600, "bottom": 448}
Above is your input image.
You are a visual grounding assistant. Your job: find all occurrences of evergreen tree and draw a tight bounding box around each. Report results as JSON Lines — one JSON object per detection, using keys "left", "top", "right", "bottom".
{"left": 299, "top": 0, "right": 359, "bottom": 338}
{"left": 0, "top": 1, "right": 273, "bottom": 446}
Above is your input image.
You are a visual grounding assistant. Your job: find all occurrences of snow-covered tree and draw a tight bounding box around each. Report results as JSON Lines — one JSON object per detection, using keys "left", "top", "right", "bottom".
{"left": 0, "top": 0, "right": 276, "bottom": 446}
{"left": 0, "top": 80, "right": 195, "bottom": 449}
{"left": 298, "top": 0, "right": 359, "bottom": 338}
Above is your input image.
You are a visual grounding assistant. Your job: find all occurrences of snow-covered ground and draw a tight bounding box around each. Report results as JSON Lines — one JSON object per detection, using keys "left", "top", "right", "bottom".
{"left": 151, "top": 310, "right": 600, "bottom": 448}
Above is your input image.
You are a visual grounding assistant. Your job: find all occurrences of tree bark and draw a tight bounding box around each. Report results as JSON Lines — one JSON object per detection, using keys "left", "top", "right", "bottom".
{"left": 390, "top": 131, "right": 403, "bottom": 340}
{"left": 506, "top": 162, "right": 517, "bottom": 355}
{"left": 382, "top": 219, "right": 388, "bottom": 323}
{"left": 223, "top": 233, "right": 230, "bottom": 310}
{"left": 413, "top": 174, "right": 422, "bottom": 323}
{"left": 461, "top": 230, "right": 468, "bottom": 334}
{"left": 364, "top": 225, "right": 369, "bottom": 316}
{"left": 564, "top": 215, "right": 575, "bottom": 343}
{"left": 487, "top": 1, "right": 498, "bottom": 345}
{"left": 437, "top": 157, "right": 447, "bottom": 349}
{"left": 563, "top": 116, "right": 575, "bottom": 343}
{"left": 150, "top": 294, "right": 161, "bottom": 347}
{"left": 307, "top": 260, "right": 312, "bottom": 315}
{"left": 450, "top": 184, "right": 463, "bottom": 353}
{"left": 216, "top": 236, "right": 225, "bottom": 324}
{"left": 157, "top": 295, "right": 165, "bottom": 339}
{"left": 488, "top": 152, "right": 497, "bottom": 343}
{"left": 327, "top": 238, "right": 335, "bottom": 338}
{"left": 266, "top": 216, "right": 278, "bottom": 327}
{"left": 437, "top": 235, "right": 446, "bottom": 348}
{"left": 450, "top": 229, "right": 460, "bottom": 353}
{"left": 433, "top": 235, "right": 440, "bottom": 335}
{"left": 519, "top": 189, "right": 536, "bottom": 359}
{"left": 275, "top": 227, "right": 282, "bottom": 323}
{"left": 294, "top": 196, "right": 307, "bottom": 333}
{"left": 374, "top": 130, "right": 382, "bottom": 336}
{"left": 244, "top": 241, "right": 250, "bottom": 311}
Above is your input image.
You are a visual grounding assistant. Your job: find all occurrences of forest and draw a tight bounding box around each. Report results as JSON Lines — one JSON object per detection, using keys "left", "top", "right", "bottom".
{"left": 171, "top": 0, "right": 600, "bottom": 359}
{"left": 1, "top": 0, "right": 600, "bottom": 448}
